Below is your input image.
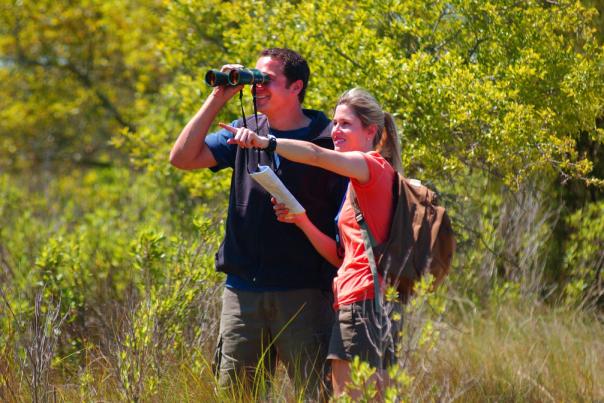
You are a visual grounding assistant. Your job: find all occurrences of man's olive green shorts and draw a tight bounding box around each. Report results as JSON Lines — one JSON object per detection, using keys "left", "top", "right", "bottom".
{"left": 327, "top": 299, "right": 402, "bottom": 369}
{"left": 213, "top": 287, "right": 334, "bottom": 396}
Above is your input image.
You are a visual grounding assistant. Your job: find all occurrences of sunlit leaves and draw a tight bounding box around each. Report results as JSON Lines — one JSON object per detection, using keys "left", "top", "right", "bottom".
{"left": 0, "top": 0, "right": 168, "bottom": 170}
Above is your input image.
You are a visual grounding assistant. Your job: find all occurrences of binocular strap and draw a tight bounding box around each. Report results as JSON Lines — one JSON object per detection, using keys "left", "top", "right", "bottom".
{"left": 239, "top": 89, "right": 247, "bottom": 128}
{"left": 242, "top": 83, "right": 279, "bottom": 174}
{"left": 251, "top": 83, "right": 259, "bottom": 130}
{"left": 238, "top": 84, "right": 260, "bottom": 131}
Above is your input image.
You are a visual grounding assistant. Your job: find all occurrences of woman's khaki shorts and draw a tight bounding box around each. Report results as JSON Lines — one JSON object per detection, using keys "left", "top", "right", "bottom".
{"left": 327, "top": 299, "right": 402, "bottom": 369}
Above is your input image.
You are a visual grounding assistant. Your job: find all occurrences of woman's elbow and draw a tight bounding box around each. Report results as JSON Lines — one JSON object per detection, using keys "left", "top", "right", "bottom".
{"left": 329, "top": 256, "right": 343, "bottom": 268}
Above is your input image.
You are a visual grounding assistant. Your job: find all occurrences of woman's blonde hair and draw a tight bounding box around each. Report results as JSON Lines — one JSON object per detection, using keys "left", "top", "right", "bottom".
{"left": 336, "top": 88, "right": 403, "bottom": 173}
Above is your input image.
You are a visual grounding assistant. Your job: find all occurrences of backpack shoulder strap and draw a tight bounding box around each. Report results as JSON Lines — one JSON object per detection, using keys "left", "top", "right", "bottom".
{"left": 349, "top": 187, "right": 380, "bottom": 248}
{"left": 349, "top": 186, "right": 382, "bottom": 312}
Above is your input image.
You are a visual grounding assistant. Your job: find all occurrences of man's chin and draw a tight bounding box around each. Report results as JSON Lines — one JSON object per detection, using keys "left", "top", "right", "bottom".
{"left": 255, "top": 104, "right": 271, "bottom": 115}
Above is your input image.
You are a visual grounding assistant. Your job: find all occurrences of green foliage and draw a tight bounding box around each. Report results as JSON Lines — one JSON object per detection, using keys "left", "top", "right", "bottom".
{"left": 114, "top": 223, "right": 223, "bottom": 401}
{"left": 446, "top": 173, "right": 565, "bottom": 309}
{"left": 146, "top": 0, "right": 604, "bottom": 190}
{"left": 563, "top": 200, "right": 604, "bottom": 307}
{"left": 0, "top": 0, "right": 168, "bottom": 170}
{"left": 344, "top": 356, "right": 378, "bottom": 402}
{"left": 585, "top": 0, "right": 604, "bottom": 42}
{"left": 0, "top": 168, "right": 223, "bottom": 373}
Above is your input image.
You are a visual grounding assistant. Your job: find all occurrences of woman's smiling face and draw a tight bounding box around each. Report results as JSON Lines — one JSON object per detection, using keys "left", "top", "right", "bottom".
{"left": 331, "top": 104, "right": 375, "bottom": 153}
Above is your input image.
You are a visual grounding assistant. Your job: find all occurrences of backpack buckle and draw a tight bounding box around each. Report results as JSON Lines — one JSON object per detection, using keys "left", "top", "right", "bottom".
{"left": 355, "top": 212, "right": 364, "bottom": 224}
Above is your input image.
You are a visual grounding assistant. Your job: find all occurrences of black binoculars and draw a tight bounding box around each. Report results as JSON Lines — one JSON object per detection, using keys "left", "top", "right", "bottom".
{"left": 205, "top": 68, "right": 270, "bottom": 87}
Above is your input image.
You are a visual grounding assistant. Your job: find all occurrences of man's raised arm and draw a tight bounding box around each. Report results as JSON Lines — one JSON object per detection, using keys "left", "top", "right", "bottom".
{"left": 169, "top": 66, "right": 243, "bottom": 170}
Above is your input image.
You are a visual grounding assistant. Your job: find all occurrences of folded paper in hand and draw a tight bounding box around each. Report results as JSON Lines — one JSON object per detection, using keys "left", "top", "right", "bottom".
{"left": 250, "top": 165, "right": 305, "bottom": 214}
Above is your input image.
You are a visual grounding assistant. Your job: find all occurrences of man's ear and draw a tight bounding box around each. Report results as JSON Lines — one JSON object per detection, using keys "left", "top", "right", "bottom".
{"left": 289, "top": 79, "right": 304, "bottom": 96}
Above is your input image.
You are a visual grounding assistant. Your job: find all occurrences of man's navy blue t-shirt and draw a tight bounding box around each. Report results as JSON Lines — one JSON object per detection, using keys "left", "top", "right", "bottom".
{"left": 205, "top": 119, "right": 318, "bottom": 291}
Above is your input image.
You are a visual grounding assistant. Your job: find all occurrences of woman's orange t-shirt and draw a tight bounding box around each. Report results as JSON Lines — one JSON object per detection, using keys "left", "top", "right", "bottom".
{"left": 332, "top": 151, "right": 395, "bottom": 310}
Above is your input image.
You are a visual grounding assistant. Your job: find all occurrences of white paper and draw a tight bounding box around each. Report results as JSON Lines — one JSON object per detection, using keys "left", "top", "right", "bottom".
{"left": 250, "top": 165, "right": 305, "bottom": 214}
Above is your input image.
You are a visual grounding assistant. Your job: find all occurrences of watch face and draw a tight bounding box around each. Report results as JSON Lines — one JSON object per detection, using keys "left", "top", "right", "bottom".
{"left": 267, "top": 135, "right": 277, "bottom": 152}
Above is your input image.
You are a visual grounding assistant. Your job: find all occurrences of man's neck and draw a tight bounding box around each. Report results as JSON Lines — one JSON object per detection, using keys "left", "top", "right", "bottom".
{"left": 266, "top": 106, "right": 311, "bottom": 131}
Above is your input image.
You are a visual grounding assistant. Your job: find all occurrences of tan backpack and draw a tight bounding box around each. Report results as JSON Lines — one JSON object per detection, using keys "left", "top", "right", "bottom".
{"left": 351, "top": 174, "right": 456, "bottom": 304}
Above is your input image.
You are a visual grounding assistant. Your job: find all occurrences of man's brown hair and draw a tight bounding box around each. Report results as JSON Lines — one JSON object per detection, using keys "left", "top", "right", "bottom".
{"left": 260, "top": 48, "right": 310, "bottom": 104}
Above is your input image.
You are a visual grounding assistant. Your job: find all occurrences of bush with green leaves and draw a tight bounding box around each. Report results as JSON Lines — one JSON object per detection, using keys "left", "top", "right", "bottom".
{"left": 112, "top": 0, "right": 604, "bottom": 306}
{"left": 563, "top": 200, "right": 604, "bottom": 307}
{"left": 123, "top": 0, "right": 604, "bottom": 188}
{"left": 0, "top": 169, "right": 224, "bottom": 385}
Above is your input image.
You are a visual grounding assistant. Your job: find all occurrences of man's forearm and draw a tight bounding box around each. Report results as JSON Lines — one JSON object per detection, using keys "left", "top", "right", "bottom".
{"left": 169, "top": 94, "right": 226, "bottom": 169}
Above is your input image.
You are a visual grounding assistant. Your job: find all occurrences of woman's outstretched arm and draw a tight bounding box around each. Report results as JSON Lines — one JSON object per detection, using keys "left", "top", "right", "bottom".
{"left": 219, "top": 123, "right": 370, "bottom": 183}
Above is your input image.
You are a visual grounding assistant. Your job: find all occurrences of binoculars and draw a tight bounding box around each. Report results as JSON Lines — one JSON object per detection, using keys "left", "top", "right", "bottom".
{"left": 205, "top": 68, "right": 270, "bottom": 87}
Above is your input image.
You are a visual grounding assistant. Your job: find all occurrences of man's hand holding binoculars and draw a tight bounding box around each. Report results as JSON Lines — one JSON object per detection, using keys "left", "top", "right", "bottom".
{"left": 208, "top": 64, "right": 245, "bottom": 105}
{"left": 205, "top": 63, "right": 271, "bottom": 109}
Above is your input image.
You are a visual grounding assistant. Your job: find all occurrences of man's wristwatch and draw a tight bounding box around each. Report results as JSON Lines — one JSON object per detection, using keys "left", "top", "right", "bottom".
{"left": 264, "top": 134, "right": 277, "bottom": 152}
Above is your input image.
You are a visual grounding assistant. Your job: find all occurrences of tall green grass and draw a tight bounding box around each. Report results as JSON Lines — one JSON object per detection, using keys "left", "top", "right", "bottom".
{"left": 1, "top": 169, "right": 602, "bottom": 402}
{"left": 426, "top": 304, "right": 604, "bottom": 402}
{"left": 6, "top": 302, "right": 599, "bottom": 402}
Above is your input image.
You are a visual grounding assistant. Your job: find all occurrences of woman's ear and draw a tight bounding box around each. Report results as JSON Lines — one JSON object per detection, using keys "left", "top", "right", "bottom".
{"left": 367, "top": 124, "right": 378, "bottom": 140}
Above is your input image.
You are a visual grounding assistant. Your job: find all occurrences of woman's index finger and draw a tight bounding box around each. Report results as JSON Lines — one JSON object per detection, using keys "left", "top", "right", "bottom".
{"left": 218, "top": 122, "right": 238, "bottom": 134}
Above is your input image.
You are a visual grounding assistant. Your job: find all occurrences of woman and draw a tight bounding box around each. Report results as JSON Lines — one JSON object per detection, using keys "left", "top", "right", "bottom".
{"left": 220, "top": 88, "right": 403, "bottom": 398}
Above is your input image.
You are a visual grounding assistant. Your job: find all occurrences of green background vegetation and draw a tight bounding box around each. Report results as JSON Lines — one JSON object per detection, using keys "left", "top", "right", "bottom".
{"left": 1, "top": 0, "right": 603, "bottom": 401}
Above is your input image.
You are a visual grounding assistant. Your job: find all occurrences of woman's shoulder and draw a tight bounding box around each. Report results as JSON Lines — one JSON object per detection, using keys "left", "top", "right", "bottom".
{"left": 351, "top": 151, "right": 395, "bottom": 190}
{"left": 364, "top": 151, "right": 394, "bottom": 172}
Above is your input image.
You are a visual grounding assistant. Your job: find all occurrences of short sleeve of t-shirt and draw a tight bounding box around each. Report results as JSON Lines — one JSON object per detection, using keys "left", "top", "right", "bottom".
{"left": 349, "top": 152, "right": 395, "bottom": 244}
{"left": 204, "top": 119, "right": 239, "bottom": 172}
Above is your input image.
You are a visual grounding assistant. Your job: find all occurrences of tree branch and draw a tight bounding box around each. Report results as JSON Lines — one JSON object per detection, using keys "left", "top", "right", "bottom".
{"left": 11, "top": 29, "right": 137, "bottom": 133}
{"left": 64, "top": 62, "right": 137, "bottom": 133}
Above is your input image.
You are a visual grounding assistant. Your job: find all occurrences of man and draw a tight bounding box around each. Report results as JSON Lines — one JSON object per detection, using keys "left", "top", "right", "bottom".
{"left": 169, "top": 48, "right": 347, "bottom": 397}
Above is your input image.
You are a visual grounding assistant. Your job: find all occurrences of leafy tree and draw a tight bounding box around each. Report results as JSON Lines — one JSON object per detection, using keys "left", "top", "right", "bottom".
{"left": 120, "top": 0, "right": 604, "bottom": 302}
{"left": 0, "top": 0, "right": 167, "bottom": 171}
{"left": 585, "top": 0, "right": 604, "bottom": 42}
{"left": 135, "top": 0, "right": 604, "bottom": 191}
{"left": 563, "top": 200, "right": 604, "bottom": 307}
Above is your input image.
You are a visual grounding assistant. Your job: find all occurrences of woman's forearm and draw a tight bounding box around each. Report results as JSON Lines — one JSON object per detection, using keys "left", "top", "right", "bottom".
{"left": 275, "top": 139, "right": 369, "bottom": 183}
{"left": 274, "top": 138, "right": 324, "bottom": 167}
{"left": 296, "top": 214, "right": 342, "bottom": 268}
